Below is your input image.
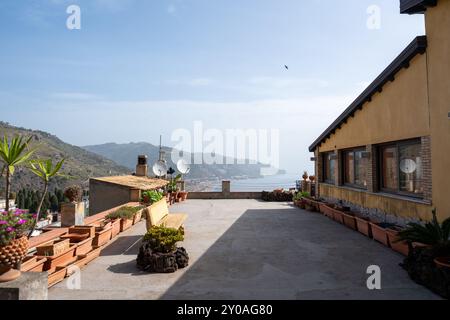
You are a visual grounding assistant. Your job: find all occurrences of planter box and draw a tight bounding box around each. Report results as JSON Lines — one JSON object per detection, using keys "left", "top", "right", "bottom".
{"left": 48, "top": 266, "right": 67, "bottom": 288}
{"left": 60, "top": 233, "right": 90, "bottom": 243}
{"left": 74, "top": 237, "right": 94, "bottom": 256}
{"left": 133, "top": 210, "right": 143, "bottom": 225}
{"left": 75, "top": 246, "right": 103, "bottom": 269}
{"left": 342, "top": 213, "right": 357, "bottom": 230}
{"left": 36, "top": 239, "right": 70, "bottom": 257}
{"left": 355, "top": 216, "right": 372, "bottom": 238}
{"left": 304, "top": 198, "right": 320, "bottom": 212}
{"left": 110, "top": 219, "right": 121, "bottom": 239}
{"left": 370, "top": 223, "right": 390, "bottom": 246}
{"left": 320, "top": 204, "right": 334, "bottom": 219}
{"left": 331, "top": 208, "right": 344, "bottom": 224}
{"left": 38, "top": 244, "right": 77, "bottom": 274}
{"left": 21, "top": 256, "right": 47, "bottom": 273}
{"left": 120, "top": 218, "right": 133, "bottom": 232}
{"left": 434, "top": 257, "right": 450, "bottom": 269}
{"left": 68, "top": 226, "right": 96, "bottom": 239}
{"left": 93, "top": 227, "right": 113, "bottom": 247}
{"left": 386, "top": 228, "right": 409, "bottom": 256}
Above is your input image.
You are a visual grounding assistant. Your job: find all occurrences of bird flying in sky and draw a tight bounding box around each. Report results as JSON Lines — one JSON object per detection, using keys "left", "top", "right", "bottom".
{"left": 284, "top": 65, "right": 289, "bottom": 70}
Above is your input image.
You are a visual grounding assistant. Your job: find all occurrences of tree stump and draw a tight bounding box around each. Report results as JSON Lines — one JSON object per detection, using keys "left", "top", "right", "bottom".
{"left": 137, "top": 244, "right": 189, "bottom": 273}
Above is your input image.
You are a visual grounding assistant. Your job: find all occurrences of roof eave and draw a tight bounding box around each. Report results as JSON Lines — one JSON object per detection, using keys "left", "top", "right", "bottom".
{"left": 308, "top": 36, "right": 427, "bottom": 153}
{"left": 400, "top": 0, "right": 437, "bottom": 14}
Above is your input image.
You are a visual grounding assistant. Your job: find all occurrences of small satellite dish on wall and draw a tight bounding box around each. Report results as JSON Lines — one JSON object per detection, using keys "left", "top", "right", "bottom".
{"left": 152, "top": 161, "right": 168, "bottom": 178}
{"left": 177, "top": 159, "right": 191, "bottom": 175}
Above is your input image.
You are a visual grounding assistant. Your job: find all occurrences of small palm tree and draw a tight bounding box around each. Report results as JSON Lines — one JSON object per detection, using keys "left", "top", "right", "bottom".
{"left": 0, "top": 135, "right": 36, "bottom": 211}
{"left": 397, "top": 209, "right": 450, "bottom": 246}
{"left": 28, "top": 159, "right": 65, "bottom": 222}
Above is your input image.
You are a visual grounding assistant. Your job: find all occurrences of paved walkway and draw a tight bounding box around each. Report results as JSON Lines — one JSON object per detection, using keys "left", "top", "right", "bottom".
{"left": 49, "top": 200, "right": 440, "bottom": 300}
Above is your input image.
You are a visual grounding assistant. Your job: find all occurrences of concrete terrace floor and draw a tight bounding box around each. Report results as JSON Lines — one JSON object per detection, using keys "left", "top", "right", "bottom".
{"left": 49, "top": 199, "right": 440, "bottom": 300}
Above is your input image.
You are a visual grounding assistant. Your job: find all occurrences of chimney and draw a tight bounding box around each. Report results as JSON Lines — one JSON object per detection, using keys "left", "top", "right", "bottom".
{"left": 136, "top": 155, "right": 148, "bottom": 177}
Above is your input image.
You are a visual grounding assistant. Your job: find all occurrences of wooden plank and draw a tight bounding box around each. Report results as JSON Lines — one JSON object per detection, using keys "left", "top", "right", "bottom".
{"left": 159, "top": 213, "right": 188, "bottom": 230}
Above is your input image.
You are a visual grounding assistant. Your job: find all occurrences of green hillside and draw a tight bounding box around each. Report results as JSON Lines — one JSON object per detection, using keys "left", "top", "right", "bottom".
{"left": 0, "top": 122, "right": 130, "bottom": 193}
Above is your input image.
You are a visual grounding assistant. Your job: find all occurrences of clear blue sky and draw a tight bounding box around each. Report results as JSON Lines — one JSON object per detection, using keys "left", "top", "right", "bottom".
{"left": 0, "top": 0, "right": 424, "bottom": 173}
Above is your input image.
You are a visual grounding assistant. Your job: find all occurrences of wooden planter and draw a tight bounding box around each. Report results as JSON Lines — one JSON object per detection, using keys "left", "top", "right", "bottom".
{"left": 120, "top": 218, "right": 133, "bottom": 232}
{"left": 133, "top": 210, "right": 143, "bottom": 225}
{"left": 386, "top": 228, "right": 409, "bottom": 256}
{"left": 48, "top": 266, "right": 67, "bottom": 288}
{"left": 74, "top": 246, "right": 102, "bottom": 269}
{"left": 36, "top": 239, "right": 70, "bottom": 257}
{"left": 110, "top": 219, "right": 121, "bottom": 239}
{"left": 320, "top": 204, "right": 335, "bottom": 219}
{"left": 21, "top": 256, "right": 47, "bottom": 273}
{"left": 342, "top": 213, "right": 357, "bottom": 230}
{"left": 370, "top": 223, "right": 390, "bottom": 246}
{"left": 355, "top": 216, "right": 372, "bottom": 238}
{"left": 93, "top": 227, "right": 113, "bottom": 247}
{"left": 74, "top": 237, "right": 94, "bottom": 256}
{"left": 38, "top": 244, "right": 77, "bottom": 274}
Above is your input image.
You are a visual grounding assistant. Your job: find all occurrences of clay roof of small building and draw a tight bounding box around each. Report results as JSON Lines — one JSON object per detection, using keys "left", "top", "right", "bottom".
{"left": 91, "top": 175, "right": 168, "bottom": 190}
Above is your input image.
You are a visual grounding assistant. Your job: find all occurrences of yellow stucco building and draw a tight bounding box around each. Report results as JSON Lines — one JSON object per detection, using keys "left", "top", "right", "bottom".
{"left": 309, "top": 0, "right": 450, "bottom": 223}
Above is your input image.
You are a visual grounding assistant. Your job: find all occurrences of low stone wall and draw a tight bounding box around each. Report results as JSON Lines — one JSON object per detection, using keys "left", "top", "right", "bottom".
{"left": 188, "top": 192, "right": 262, "bottom": 200}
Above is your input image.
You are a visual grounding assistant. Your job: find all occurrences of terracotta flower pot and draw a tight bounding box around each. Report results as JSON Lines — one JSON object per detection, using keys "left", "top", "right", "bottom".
{"left": 120, "top": 218, "right": 133, "bottom": 232}
{"left": 48, "top": 266, "right": 67, "bottom": 288}
{"left": 342, "top": 212, "right": 357, "bottom": 230}
{"left": 74, "top": 237, "right": 94, "bottom": 256}
{"left": 386, "top": 228, "right": 409, "bottom": 256}
{"left": 355, "top": 216, "right": 372, "bottom": 238}
{"left": 179, "top": 191, "right": 188, "bottom": 202}
{"left": 69, "top": 226, "right": 96, "bottom": 239}
{"left": 434, "top": 257, "right": 450, "bottom": 269}
{"left": 74, "top": 246, "right": 102, "bottom": 269}
{"left": 21, "top": 256, "right": 47, "bottom": 273}
{"left": 93, "top": 227, "right": 113, "bottom": 247}
{"left": 370, "top": 223, "right": 390, "bottom": 247}
{"left": 133, "top": 210, "right": 143, "bottom": 225}
{"left": 110, "top": 219, "right": 121, "bottom": 239}
{"left": 38, "top": 244, "right": 77, "bottom": 274}
{"left": 0, "top": 236, "right": 29, "bottom": 283}
{"left": 331, "top": 207, "right": 344, "bottom": 224}
{"left": 36, "top": 239, "right": 70, "bottom": 257}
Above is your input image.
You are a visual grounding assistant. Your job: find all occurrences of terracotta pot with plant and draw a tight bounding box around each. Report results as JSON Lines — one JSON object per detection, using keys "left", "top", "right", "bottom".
{"left": 0, "top": 209, "right": 34, "bottom": 283}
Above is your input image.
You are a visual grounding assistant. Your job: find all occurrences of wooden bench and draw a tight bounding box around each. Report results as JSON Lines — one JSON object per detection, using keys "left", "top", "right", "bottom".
{"left": 145, "top": 197, "right": 188, "bottom": 232}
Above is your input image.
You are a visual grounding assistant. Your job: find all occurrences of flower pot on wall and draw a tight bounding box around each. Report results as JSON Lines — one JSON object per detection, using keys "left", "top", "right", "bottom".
{"left": 133, "top": 210, "right": 143, "bottom": 225}
{"left": 434, "top": 257, "right": 450, "bottom": 269}
{"left": 74, "top": 238, "right": 94, "bottom": 256}
{"left": 0, "top": 236, "right": 29, "bottom": 283}
{"left": 120, "top": 218, "right": 133, "bottom": 232}
{"left": 93, "top": 226, "right": 113, "bottom": 247}
{"left": 386, "top": 228, "right": 410, "bottom": 256}
{"left": 110, "top": 219, "right": 121, "bottom": 239}
{"left": 61, "top": 202, "right": 85, "bottom": 227}
{"left": 38, "top": 244, "right": 77, "bottom": 274}
{"left": 331, "top": 207, "right": 344, "bottom": 224}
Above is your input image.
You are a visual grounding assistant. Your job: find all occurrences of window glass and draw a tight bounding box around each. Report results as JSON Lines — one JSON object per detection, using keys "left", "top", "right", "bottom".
{"left": 323, "top": 152, "right": 335, "bottom": 184}
{"left": 399, "top": 144, "right": 422, "bottom": 194}
{"left": 344, "top": 151, "right": 354, "bottom": 184}
{"left": 354, "top": 150, "right": 368, "bottom": 188}
{"left": 382, "top": 146, "right": 398, "bottom": 191}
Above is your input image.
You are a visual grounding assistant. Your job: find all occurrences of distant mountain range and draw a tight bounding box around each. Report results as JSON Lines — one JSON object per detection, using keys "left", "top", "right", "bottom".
{"left": 0, "top": 122, "right": 130, "bottom": 192}
{"left": 83, "top": 142, "right": 274, "bottom": 181}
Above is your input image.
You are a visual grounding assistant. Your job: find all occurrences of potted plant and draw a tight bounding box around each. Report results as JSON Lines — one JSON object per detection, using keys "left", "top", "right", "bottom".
{"left": 355, "top": 215, "right": 372, "bottom": 238}
{"left": 141, "top": 190, "right": 163, "bottom": 206}
{"left": 167, "top": 174, "right": 181, "bottom": 203}
{"left": 137, "top": 225, "right": 188, "bottom": 273}
{"left": 92, "top": 220, "right": 113, "bottom": 247}
{"left": 293, "top": 192, "right": 304, "bottom": 209}
{"left": 0, "top": 209, "right": 34, "bottom": 283}
{"left": 60, "top": 185, "right": 85, "bottom": 228}
{"left": 107, "top": 206, "right": 139, "bottom": 232}
{"left": 397, "top": 209, "right": 450, "bottom": 264}
{"left": 369, "top": 221, "right": 397, "bottom": 247}
{"left": 386, "top": 226, "right": 410, "bottom": 256}
{"left": 341, "top": 211, "right": 357, "bottom": 231}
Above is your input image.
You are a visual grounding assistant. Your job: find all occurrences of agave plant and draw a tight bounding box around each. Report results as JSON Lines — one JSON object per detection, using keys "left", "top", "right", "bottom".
{"left": 0, "top": 135, "right": 36, "bottom": 212}
{"left": 397, "top": 209, "right": 450, "bottom": 246}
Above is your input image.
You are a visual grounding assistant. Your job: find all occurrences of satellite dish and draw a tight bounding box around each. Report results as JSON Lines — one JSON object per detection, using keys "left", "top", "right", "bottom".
{"left": 177, "top": 159, "right": 191, "bottom": 175}
{"left": 152, "top": 161, "right": 168, "bottom": 177}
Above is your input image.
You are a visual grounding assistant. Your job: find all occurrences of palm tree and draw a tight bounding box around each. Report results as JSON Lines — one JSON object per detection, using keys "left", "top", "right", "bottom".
{"left": 28, "top": 159, "right": 65, "bottom": 228}
{"left": 0, "top": 135, "right": 36, "bottom": 212}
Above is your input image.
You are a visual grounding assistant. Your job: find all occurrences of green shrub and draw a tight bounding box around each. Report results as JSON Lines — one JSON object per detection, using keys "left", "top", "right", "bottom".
{"left": 141, "top": 190, "right": 164, "bottom": 204}
{"left": 143, "top": 225, "right": 184, "bottom": 253}
{"left": 107, "top": 206, "right": 142, "bottom": 220}
{"left": 397, "top": 209, "right": 450, "bottom": 246}
{"left": 293, "top": 191, "right": 310, "bottom": 201}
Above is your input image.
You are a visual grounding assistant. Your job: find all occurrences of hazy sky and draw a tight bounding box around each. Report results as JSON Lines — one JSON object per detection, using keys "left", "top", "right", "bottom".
{"left": 0, "top": 0, "right": 424, "bottom": 173}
